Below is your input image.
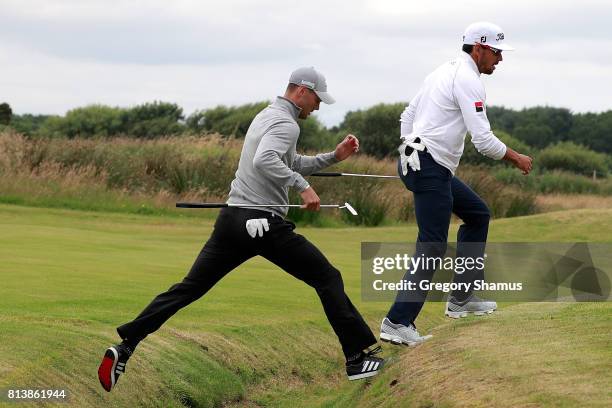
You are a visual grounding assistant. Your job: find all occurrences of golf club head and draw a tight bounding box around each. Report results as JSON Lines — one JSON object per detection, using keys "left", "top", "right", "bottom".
{"left": 343, "top": 202, "right": 358, "bottom": 216}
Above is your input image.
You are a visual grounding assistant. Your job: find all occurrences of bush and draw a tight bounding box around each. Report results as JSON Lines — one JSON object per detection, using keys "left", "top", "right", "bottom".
{"left": 339, "top": 180, "right": 391, "bottom": 226}
{"left": 186, "top": 102, "right": 269, "bottom": 137}
{"left": 538, "top": 142, "right": 609, "bottom": 177}
{"left": 35, "top": 102, "right": 185, "bottom": 139}
{"left": 456, "top": 166, "right": 537, "bottom": 218}
{"left": 513, "top": 123, "right": 554, "bottom": 149}
{"left": 488, "top": 106, "right": 573, "bottom": 149}
{"left": 38, "top": 105, "right": 126, "bottom": 138}
{"left": 569, "top": 111, "right": 612, "bottom": 154}
{"left": 121, "top": 101, "right": 185, "bottom": 138}
{"left": 316, "top": 175, "right": 393, "bottom": 226}
{"left": 9, "top": 114, "right": 53, "bottom": 136}
{"left": 494, "top": 167, "right": 612, "bottom": 195}
{"left": 297, "top": 116, "right": 335, "bottom": 151}
{"left": 186, "top": 102, "right": 334, "bottom": 151}
{"left": 0, "top": 133, "right": 240, "bottom": 195}
{"left": 0, "top": 131, "right": 540, "bottom": 225}
{"left": 337, "top": 103, "right": 406, "bottom": 159}
{"left": 286, "top": 160, "right": 396, "bottom": 226}
{"left": 461, "top": 130, "right": 534, "bottom": 166}
{"left": 488, "top": 106, "right": 612, "bottom": 154}
{"left": 0, "top": 103, "right": 12, "bottom": 125}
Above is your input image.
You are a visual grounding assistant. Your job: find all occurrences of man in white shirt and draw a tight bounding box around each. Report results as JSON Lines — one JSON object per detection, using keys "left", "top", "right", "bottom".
{"left": 380, "top": 22, "right": 533, "bottom": 346}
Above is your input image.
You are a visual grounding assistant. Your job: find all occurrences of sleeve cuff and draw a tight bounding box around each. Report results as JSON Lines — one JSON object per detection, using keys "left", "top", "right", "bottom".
{"left": 495, "top": 143, "right": 508, "bottom": 160}
{"left": 323, "top": 151, "right": 339, "bottom": 164}
{"left": 294, "top": 175, "right": 310, "bottom": 192}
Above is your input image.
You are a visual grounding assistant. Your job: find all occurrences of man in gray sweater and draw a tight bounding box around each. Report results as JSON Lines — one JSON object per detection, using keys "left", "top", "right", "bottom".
{"left": 98, "top": 67, "right": 384, "bottom": 392}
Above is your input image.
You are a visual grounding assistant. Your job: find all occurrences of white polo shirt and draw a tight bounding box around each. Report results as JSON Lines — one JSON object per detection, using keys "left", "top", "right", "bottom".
{"left": 400, "top": 52, "right": 507, "bottom": 174}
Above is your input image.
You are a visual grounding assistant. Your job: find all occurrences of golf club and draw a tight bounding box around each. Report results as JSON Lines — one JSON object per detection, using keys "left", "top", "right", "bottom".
{"left": 176, "top": 202, "right": 359, "bottom": 216}
{"left": 311, "top": 172, "right": 400, "bottom": 179}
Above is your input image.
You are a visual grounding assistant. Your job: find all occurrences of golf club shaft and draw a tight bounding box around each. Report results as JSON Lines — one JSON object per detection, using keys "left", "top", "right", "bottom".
{"left": 176, "top": 202, "right": 341, "bottom": 209}
{"left": 311, "top": 172, "right": 399, "bottom": 179}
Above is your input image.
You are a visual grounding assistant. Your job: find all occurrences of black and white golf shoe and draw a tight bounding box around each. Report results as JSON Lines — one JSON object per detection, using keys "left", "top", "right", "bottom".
{"left": 346, "top": 346, "right": 385, "bottom": 381}
{"left": 98, "top": 343, "right": 133, "bottom": 392}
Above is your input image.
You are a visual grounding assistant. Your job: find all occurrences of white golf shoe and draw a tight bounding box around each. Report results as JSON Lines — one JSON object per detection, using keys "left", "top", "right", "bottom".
{"left": 445, "top": 294, "right": 497, "bottom": 318}
{"left": 379, "top": 317, "right": 432, "bottom": 346}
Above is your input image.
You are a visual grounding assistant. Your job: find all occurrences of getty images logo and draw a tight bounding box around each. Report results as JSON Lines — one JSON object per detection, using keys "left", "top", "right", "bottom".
{"left": 544, "top": 243, "right": 611, "bottom": 301}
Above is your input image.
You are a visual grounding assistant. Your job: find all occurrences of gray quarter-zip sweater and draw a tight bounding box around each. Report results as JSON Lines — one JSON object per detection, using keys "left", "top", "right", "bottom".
{"left": 227, "top": 96, "right": 338, "bottom": 217}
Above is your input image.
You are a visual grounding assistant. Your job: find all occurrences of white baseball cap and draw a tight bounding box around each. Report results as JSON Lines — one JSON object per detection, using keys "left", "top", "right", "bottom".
{"left": 288, "top": 66, "right": 335, "bottom": 104}
{"left": 462, "top": 22, "right": 515, "bottom": 51}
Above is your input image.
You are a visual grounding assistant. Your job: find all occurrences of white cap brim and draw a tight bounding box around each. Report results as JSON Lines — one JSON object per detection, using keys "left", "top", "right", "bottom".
{"left": 315, "top": 91, "right": 335, "bottom": 105}
{"left": 495, "top": 43, "right": 515, "bottom": 51}
{"left": 471, "top": 41, "right": 515, "bottom": 51}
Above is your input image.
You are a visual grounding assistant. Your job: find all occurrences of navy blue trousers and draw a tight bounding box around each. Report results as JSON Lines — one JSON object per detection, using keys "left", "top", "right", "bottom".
{"left": 387, "top": 151, "right": 490, "bottom": 326}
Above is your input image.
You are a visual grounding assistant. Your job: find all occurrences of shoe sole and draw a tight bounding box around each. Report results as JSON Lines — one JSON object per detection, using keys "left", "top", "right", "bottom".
{"left": 98, "top": 347, "right": 119, "bottom": 392}
{"left": 348, "top": 370, "right": 380, "bottom": 381}
{"left": 445, "top": 309, "right": 496, "bottom": 319}
{"left": 380, "top": 332, "right": 430, "bottom": 346}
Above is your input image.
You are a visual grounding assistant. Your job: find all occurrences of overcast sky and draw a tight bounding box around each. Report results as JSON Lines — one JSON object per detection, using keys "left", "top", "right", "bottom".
{"left": 1, "top": 0, "right": 611, "bottom": 127}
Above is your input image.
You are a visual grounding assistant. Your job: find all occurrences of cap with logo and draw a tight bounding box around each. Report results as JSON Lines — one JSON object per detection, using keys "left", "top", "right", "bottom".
{"left": 288, "top": 67, "right": 335, "bottom": 105}
{"left": 462, "top": 22, "right": 514, "bottom": 51}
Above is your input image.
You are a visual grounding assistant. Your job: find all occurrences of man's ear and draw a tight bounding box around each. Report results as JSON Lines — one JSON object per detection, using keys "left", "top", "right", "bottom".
{"left": 471, "top": 45, "right": 481, "bottom": 60}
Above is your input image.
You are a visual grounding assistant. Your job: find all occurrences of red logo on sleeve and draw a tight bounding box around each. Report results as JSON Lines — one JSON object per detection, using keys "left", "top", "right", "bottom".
{"left": 475, "top": 101, "right": 484, "bottom": 112}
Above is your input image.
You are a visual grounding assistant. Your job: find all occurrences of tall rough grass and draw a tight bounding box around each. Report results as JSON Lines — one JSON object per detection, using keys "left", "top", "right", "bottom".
{"left": 494, "top": 167, "right": 612, "bottom": 195}
{"left": 536, "top": 194, "right": 612, "bottom": 212}
{"left": 0, "top": 131, "right": 537, "bottom": 225}
{"left": 456, "top": 166, "right": 538, "bottom": 218}
{"left": 0, "top": 131, "right": 239, "bottom": 192}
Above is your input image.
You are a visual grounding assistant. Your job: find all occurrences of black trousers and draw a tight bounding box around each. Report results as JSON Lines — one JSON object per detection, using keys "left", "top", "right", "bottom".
{"left": 117, "top": 207, "right": 377, "bottom": 358}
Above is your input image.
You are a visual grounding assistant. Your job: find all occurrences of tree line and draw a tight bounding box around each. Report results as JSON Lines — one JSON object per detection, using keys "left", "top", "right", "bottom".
{"left": 1, "top": 101, "right": 610, "bottom": 175}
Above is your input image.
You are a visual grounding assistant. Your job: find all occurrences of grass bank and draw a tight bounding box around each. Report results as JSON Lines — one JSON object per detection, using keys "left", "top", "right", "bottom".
{"left": 0, "top": 204, "right": 610, "bottom": 407}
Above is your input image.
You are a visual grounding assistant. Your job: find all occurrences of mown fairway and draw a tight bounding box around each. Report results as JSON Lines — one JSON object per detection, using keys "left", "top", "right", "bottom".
{"left": 1, "top": 205, "right": 611, "bottom": 407}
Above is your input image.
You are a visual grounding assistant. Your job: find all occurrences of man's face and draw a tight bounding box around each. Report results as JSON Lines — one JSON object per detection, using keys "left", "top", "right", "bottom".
{"left": 475, "top": 44, "right": 503, "bottom": 75}
{"left": 297, "top": 86, "right": 321, "bottom": 119}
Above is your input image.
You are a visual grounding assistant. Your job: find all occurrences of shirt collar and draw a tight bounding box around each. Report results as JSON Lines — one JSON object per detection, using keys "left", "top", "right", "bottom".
{"left": 274, "top": 96, "right": 302, "bottom": 120}
{"left": 459, "top": 52, "right": 480, "bottom": 76}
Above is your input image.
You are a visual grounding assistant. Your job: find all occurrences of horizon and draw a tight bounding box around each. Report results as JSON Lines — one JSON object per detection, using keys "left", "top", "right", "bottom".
{"left": 6, "top": 101, "right": 611, "bottom": 129}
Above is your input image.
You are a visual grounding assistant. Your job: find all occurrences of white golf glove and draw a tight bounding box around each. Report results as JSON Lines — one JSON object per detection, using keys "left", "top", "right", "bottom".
{"left": 398, "top": 135, "right": 426, "bottom": 175}
{"left": 245, "top": 218, "right": 270, "bottom": 238}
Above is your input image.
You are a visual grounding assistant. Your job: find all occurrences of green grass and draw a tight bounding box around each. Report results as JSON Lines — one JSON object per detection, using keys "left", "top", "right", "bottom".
{"left": 0, "top": 205, "right": 611, "bottom": 407}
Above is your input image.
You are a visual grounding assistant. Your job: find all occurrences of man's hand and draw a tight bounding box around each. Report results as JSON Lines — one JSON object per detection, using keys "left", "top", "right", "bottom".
{"left": 334, "top": 134, "right": 360, "bottom": 161}
{"left": 300, "top": 186, "right": 320, "bottom": 211}
{"left": 514, "top": 153, "right": 533, "bottom": 175}
{"left": 503, "top": 147, "right": 533, "bottom": 175}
